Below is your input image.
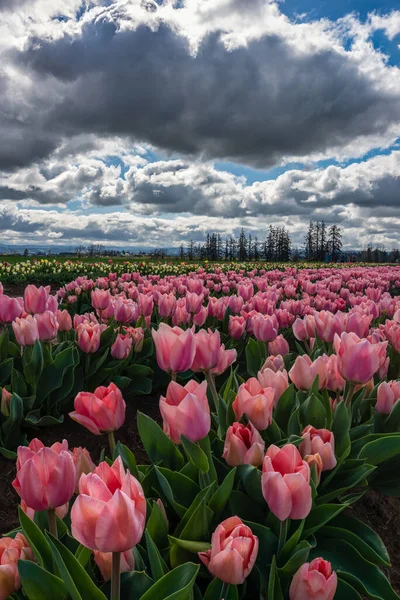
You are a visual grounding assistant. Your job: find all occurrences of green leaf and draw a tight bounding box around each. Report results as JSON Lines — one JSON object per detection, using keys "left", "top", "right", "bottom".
{"left": 279, "top": 540, "right": 311, "bottom": 575}
{"left": 174, "top": 486, "right": 215, "bottom": 538}
{"left": 36, "top": 346, "right": 78, "bottom": 400}
{"left": 18, "top": 506, "right": 54, "bottom": 572}
{"left": 25, "top": 410, "right": 64, "bottom": 427}
{"left": 336, "top": 577, "right": 363, "bottom": 599}
{"left": 178, "top": 499, "right": 213, "bottom": 544}
{"left": 137, "top": 412, "right": 183, "bottom": 471}
{"left": 114, "top": 442, "right": 139, "bottom": 480}
{"left": 140, "top": 563, "right": 200, "bottom": 600}
{"left": 155, "top": 468, "right": 197, "bottom": 518}
{"left": 74, "top": 545, "right": 92, "bottom": 568}
{"left": 18, "top": 560, "right": 67, "bottom": 600}
{"left": 146, "top": 500, "right": 169, "bottom": 549}
{"left": 332, "top": 400, "right": 351, "bottom": 459}
{"left": 267, "top": 555, "right": 284, "bottom": 600}
{"left": 245, "top": 338, "right": 263, "bottom": 377}
{"left": 274, "top": 384, "right": 296, "bottom": 431}
{"left": 145, "top": 530, "right": 168, "bottom": 580}
{"left": 287, "top": 406, "right": 301, "bottom": 436}
{"left": 243, "top": 521, "right": 278, "bottom": 567}
{"left": 168, "top": 535, "right": 211, "bottom": 553}
{"left": 181, "top": 436, "right": 209, "bottom": 473}
{"left": 208, "top": 468, "right": 236, "bottom": 523}
{"left": 303, "top": 504, "right": 348, "bottom": 537}
{"left": 300, "top": 393, "right": 327, "bottom": 429}
{"left": 46, "top": 533, "right": 108, "bottom": 600}
{"left": 120, "top": 571, "right": 154, "bottom": 599}
{"left": 204, "top": 578, "right": 239, "bottom": 600}
{"left": 237, "top": 464, "right": 265, "bottom": 505}
{"left": 23, "top": 340, "right": 44, "bottom": 386}
{"left": 359, "top": 434, "right": 400, "bottom": 466}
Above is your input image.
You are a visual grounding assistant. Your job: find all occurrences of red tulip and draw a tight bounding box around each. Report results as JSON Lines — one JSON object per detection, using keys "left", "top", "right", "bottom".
{"left": 228, "top": 315, "right": 246, "bottom": 339}
{"left": 257, "top": 364, "right": 289, "bottom": 406}
{"left": 252, "top": 314, "right": 278, "bottom": 342}
{"left": 70, "top": 383, "right": 126, "bottom": 435}
{"left": 91, "top": 289, "right": 112, "bottom": 311}
{"left": 268, "top": 334, "right": 290, "bottom": 356}
{"left": 223, "top": 422, "right": 265, "bottom": 467}
{"left": 1, "top": 388, "right": 12, "bottom": 417}
{"left": 71, "top": 446, "right": 96, "bottom": 494}
{"left": 289, "top": 558, "right": 337, "bottom": 600}
{"left": 71, "top": 457, "right": 146, "bottom": 552}
{"left": 210, "top": 344, "right": 237, "bottom": 376}
{"left": 160, "top": 380, "right": 210, "bottom": 443}
{"left": 199, "top": 516, "right": 258, "bottom": 585}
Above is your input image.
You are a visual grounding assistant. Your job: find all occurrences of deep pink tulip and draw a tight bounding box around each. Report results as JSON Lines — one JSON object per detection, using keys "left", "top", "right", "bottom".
{"left": 289, "top": 558, "right": 337, "bottom": 600}
{"left": 289, "top": 355, "right": 328, "bottom": 390}
{"left": 71, "top": 457, "right": 146, "bottom": 552}
{"left": 299, "top": 426, "right": 337, "bottom": 471}
{"left": 252, "top": 314, "right": 278, "bottom": 342}
{"left": 199, "top": 517, "right": 258, "bottom": 585}
{"left": 111, "top": 333, "right": 133, "bottom": 359}
{"left": 262, "top": 444, "right": 312, "bottom": 521}
{"left": 76, "top": 322, "right": 106, "bottom": 353}
{"left": 268, "top": 335, "right": 289, "bottom": 356}
{"left": 56, "top": 309, "right": 73, "bottom": 331}
{"left": 152, "top": 323, "right": 195, "bottom": 373}
{"left": 24, "top": 285, "right": 50, "bottom": 314}
{"left": 0, "top": 533, "right": 34, "bottom": 600}
{"left": 376, "top": 381, "right": 400, "bottom": 415}
{"left": 34, "top": 310, "right": 59, "bottom": 341}
{"left": 94, "top": 549, "right": 135, "bottom": 582}
{"left": 70, "top": 383, "right": 126, "bottom": 435}
{"left": 71, "top": 447, "right": 96, "bottom": 494}
{"left": 232, "top": 378, "right": 274, "bottom": 431}
{"left": 91, "top": 289, "right": 112, "bottom": 311}
{"left": 0, "top": 294, "right": 22, "bottom": 323}
{"left": 223, "top": 422, "right": 265, "bottom": 467}
{"left": 334, "top": 332, "right": 381, "bottom": 384}
{"left": 191, "top": 328, "right": 221, "bottom": 372}
{"left": 12, "top": 316, "right": 39, "bottom": 346}
{"left": 12, "top": 439, "right": 75, "bottom": 511}
{"left": 228, "top": 315, "right": 247, "bottom": 339}
{"left": 160, "top": 380, "right": 210, "bottom": 444}
{"left": 210, "top": 345, "right": 237, "bottom": 376}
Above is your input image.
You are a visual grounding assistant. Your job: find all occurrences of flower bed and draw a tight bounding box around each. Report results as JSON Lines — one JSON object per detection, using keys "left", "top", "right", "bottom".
{"left": 1, "top": 265, "right": 400, "bottom": 599}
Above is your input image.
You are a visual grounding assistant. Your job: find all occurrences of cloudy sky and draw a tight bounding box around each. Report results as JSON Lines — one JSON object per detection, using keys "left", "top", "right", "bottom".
{"left": 0, "top": 0, "right": 399, "bottom": 251}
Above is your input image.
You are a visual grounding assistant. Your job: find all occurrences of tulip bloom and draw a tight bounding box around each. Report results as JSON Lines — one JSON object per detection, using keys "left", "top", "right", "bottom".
{"left": 152, "top": 323, "right": 196, "bottom": 374}
{"left": 94, "top": 549, "right": 135, "bottom": 582}
{"left": 76, "top": 322, "right": 106, "bottom": 353}
{"left": 124, "top": 327, "right": 145, "bottom": 353}
{"left": 257, "top": 364, "right": 289, "bottom": 406}
{"left": 113, "top": 298, "right": 138, "bottom": 324}
{"left": 289, "top": 558, "right": 337, "bottom": 600}
{"left": 12, "top": 439, "right": 75, "bottom": 511}
{"left": 0, "top": 294, "right": 22, "bottom": 323}
{"left": 160, "top": 380, "right": 210, "bottom": 443}
{"left": 91, "top": 289, "right": 112, "bottom": 311}
{"left": 70, "top": 383, "right": 126, "bottom": 435}
{"left": 199, "top": 517, "right": 258, "bottom": 585}
{"left": 304, "top": 453, "right": 323, "bottom": 485}
{"left": 299, "top": 426, "right": 337, "bottom": 471}
{"left": 111, "top": 333, "right": 133, "bottom": 359}
{"left": 252, "top": 314, "right": 278, "bottom": 342}
{"left": 376, "top": 381, "right": 400, "bottom": 415}
{"left": 158, "top": 293, "right": 176, "bottom": 318}
{"left": 191, "top": 328, "right": 221, "bottom": 372}
{"left": 228, "top": 315, "right": 247, "bottom": 340}
{"left": 186, "top": 292, "right": 204, "bottom": 314}
{"left": 289, "top": 355, "right": 328, "bottom": 391}
{"left": 325, "top": 354, "right": 345, "bottom": 393}
{"left": 210, "top": 345, "right": 237, "bottom": 376}
{"left": 24, "top": 284, "right": 50, "bottom": 314}
{"left": 0, "top": 533, "right": 34, "bottom": 600}
{"left": 223, "top": 422, "right": 265, "bottom": 467}
{"left": 70, "top": 446, "right": 96, "bottom": 494}
{"left": 334, "top": 332, "right": 381, "bottom": 384}
{"left": 35, "top": 310, "right": 59, "bottom": 341}
{"left": 232, "top": 378, "right": 274, "bottom": 431}
{"left": 262, "top": 444, "right": 312, "bottom": 521}
{"left": 12, "top": 315, "right": 39, "bottom": 346}
{"left": 268, "top": 335, "right": 290, "bottom": 356}
{"left": 71, "top": 457, "right": 146, "bottom": 552}
{"left": 56, "top": 309, "right": 73, "bottom": 331}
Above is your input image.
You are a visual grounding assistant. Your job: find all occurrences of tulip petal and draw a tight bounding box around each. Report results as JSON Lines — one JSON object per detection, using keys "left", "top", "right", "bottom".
{"left": 71, "top": 494, "right": 106, "bottom": 550}
{"left": 209, "top": 546, "right": 246, "bottom": 585}
{"left": 95, "top": 489, "right": 145, "bottom": 552}
{"left": 69, "top": 412, "right": 102, "bottom": 435}
{"left": 261, "top": 471, "right": 292, "bottom": 521}
{"left": 284, "top": 473, "right": 312, "bottom": 519}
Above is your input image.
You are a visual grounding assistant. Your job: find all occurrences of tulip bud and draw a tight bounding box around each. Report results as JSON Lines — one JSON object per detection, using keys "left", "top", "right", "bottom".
{"left": 223, "top": 422, "right": 265, "bottom": 467}
{"left": 160, "top": 380, "right": 210, "bottom": 444}
{"left": 289, "top": 558, "right": 337, "bottom": 600}
{"left": 1, "top": 388, "right": 12, "bottom": 417}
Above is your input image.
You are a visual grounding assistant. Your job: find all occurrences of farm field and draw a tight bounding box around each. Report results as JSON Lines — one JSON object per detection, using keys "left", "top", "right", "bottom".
{"left": 1, "top": 263, "right": 400, "bottom": 599}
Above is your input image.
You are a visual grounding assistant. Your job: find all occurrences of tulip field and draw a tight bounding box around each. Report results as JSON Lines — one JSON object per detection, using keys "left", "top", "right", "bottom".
{"left": 2, "top": 265, "right": 400, "bottom": 599}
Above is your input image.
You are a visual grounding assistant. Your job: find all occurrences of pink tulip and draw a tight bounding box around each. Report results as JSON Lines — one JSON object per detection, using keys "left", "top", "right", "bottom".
{"left": 70, "top": 383, "right": 126, "bottom": 435}
{"left": 237, "top": 283, "right": 254, "bottom": 301}
{"left": 91, "top": 289, "right": 112, "bottom": 311}
{"left": 138, "top": 293, "right": 154, "bottom": 317}
{"left": 0, "top": 294, "right": 22, "bottom": 323}
{"left": 71, "top": 457, "right": 146, "bottom": 552}
{"left": 124, "top": 327, "right": 145, "bottom": 352}
{"left": 113, "top": 298, "right": 138, "bottom": 324}
{"left": 232, "top": 378, "right": 274, "bottom": 431}
{"left": 268, "top": 335, "right": 289, "bottom": 356}
{"left": 199, "top": 517, "right": 258, "bottom": 585}
{"left": 304, "top": 453, "right": 323, "bottom": 485}
{"left": 299, "top": 426, "right": 337, "bottom": 471}
{"left": 192, "top": 305, "right": 208, "bottom": 327}
{"left": 257, "top": 364, "right": 289, "bottom": 406}
{"left": 111, "top": 333, "right": 133, "bottom": 359}
{"left": 94, "top": 549, "right": 135, "bottom": 581}
{"left": 210, "top": 345, "right": 237, "bottom": 376}
{"left": 262, "top": 354, "right": 285, "bottom": 372}
{"left": 12, "top": 439, "right": 75, "bottom": 511}
{"left": 24, "top": 285, "right": 50, "bottom": 314}
{"left": 70, "top": 447, "right": 96, "bottom": 494}
{"left": 56, "top": 309, "right": 73, "bottom": 331}
{"left": 160, "top": 380, "right": 210, "bottom": 443}
{"left": 376, "top": 381, "right": 400, "bottom": 414}
{"left": 1, "top": 388, "right": 12, "bottom": 417}
{"left": 228, "top": 315, "right": 247, "bottom": 340}
{"left": 34, "top": 310, "right": 59, "bottom": 341}
{"left": 346, "top": 311, "right": 373, "bottom": 338}
{"left": 252, "top": 314, "right": 278, "bottom": 342}
{"left": 292, "top": 316, "right": 315, "bottom": 341}
{"left": 190, "top": 328, "right": 221, "bottom": 372}
{"left": 334, "top": 332, "right": 381, "bottom": 384}
{"left": 152, "top": 323, "right": 196, "bottom": 374}
{"left": 324, "top": 354, "right": 345, "bottom": 393}
{"left": 223, "top": 422, "right": 265, "bottom": 467}
{"left": 76, "top": 322, "right": 106, "bottom": 353}
{"left": 0, "top": 533, "right": 34, "bottom": 600}
{"left": 289, "top": 558, "right": 337, "bottom": 600}
{"left": 158, "top": 293, "right": 176, "bottom": 318}
{"left": 261, "top": 444, "right": 312, "bottom": 521}
{"left": 186, "top": 292, "right": 205, "bottom": 314}
{"left": 12, "top": 316, "right": 39, "bottom": 346}
{"left": 289, "top": 355, "right": 328, "bottom": 390}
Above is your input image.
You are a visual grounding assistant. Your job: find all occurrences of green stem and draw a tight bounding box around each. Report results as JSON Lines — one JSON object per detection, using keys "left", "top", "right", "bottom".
{"left": 171, "top": 372, "right": 177, "bottom": 382}
{"left": 220, "top": 582, "right": 230, "bottom": 600}
{"left": 48, "top": 508, "right": 58, "bottom": 539}
{"left": 205, "top": 371, "right": 220, "bottom": 413}
{"left": 111, "top": 552, "right": 121, "bottom": 600}
{"left": 277, "top": 519, "right": 288, "bottom": 557}
{"left": 108, "top": 431, "right": 116, "bottom": 457}
{"left": 345, "top": 383, "right": 356, "bottom": 408}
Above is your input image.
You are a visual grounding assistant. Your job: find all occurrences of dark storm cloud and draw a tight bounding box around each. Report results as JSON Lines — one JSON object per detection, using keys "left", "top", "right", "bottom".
{"left": 4, "top": 16, "right": 398, "bottom": 171}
